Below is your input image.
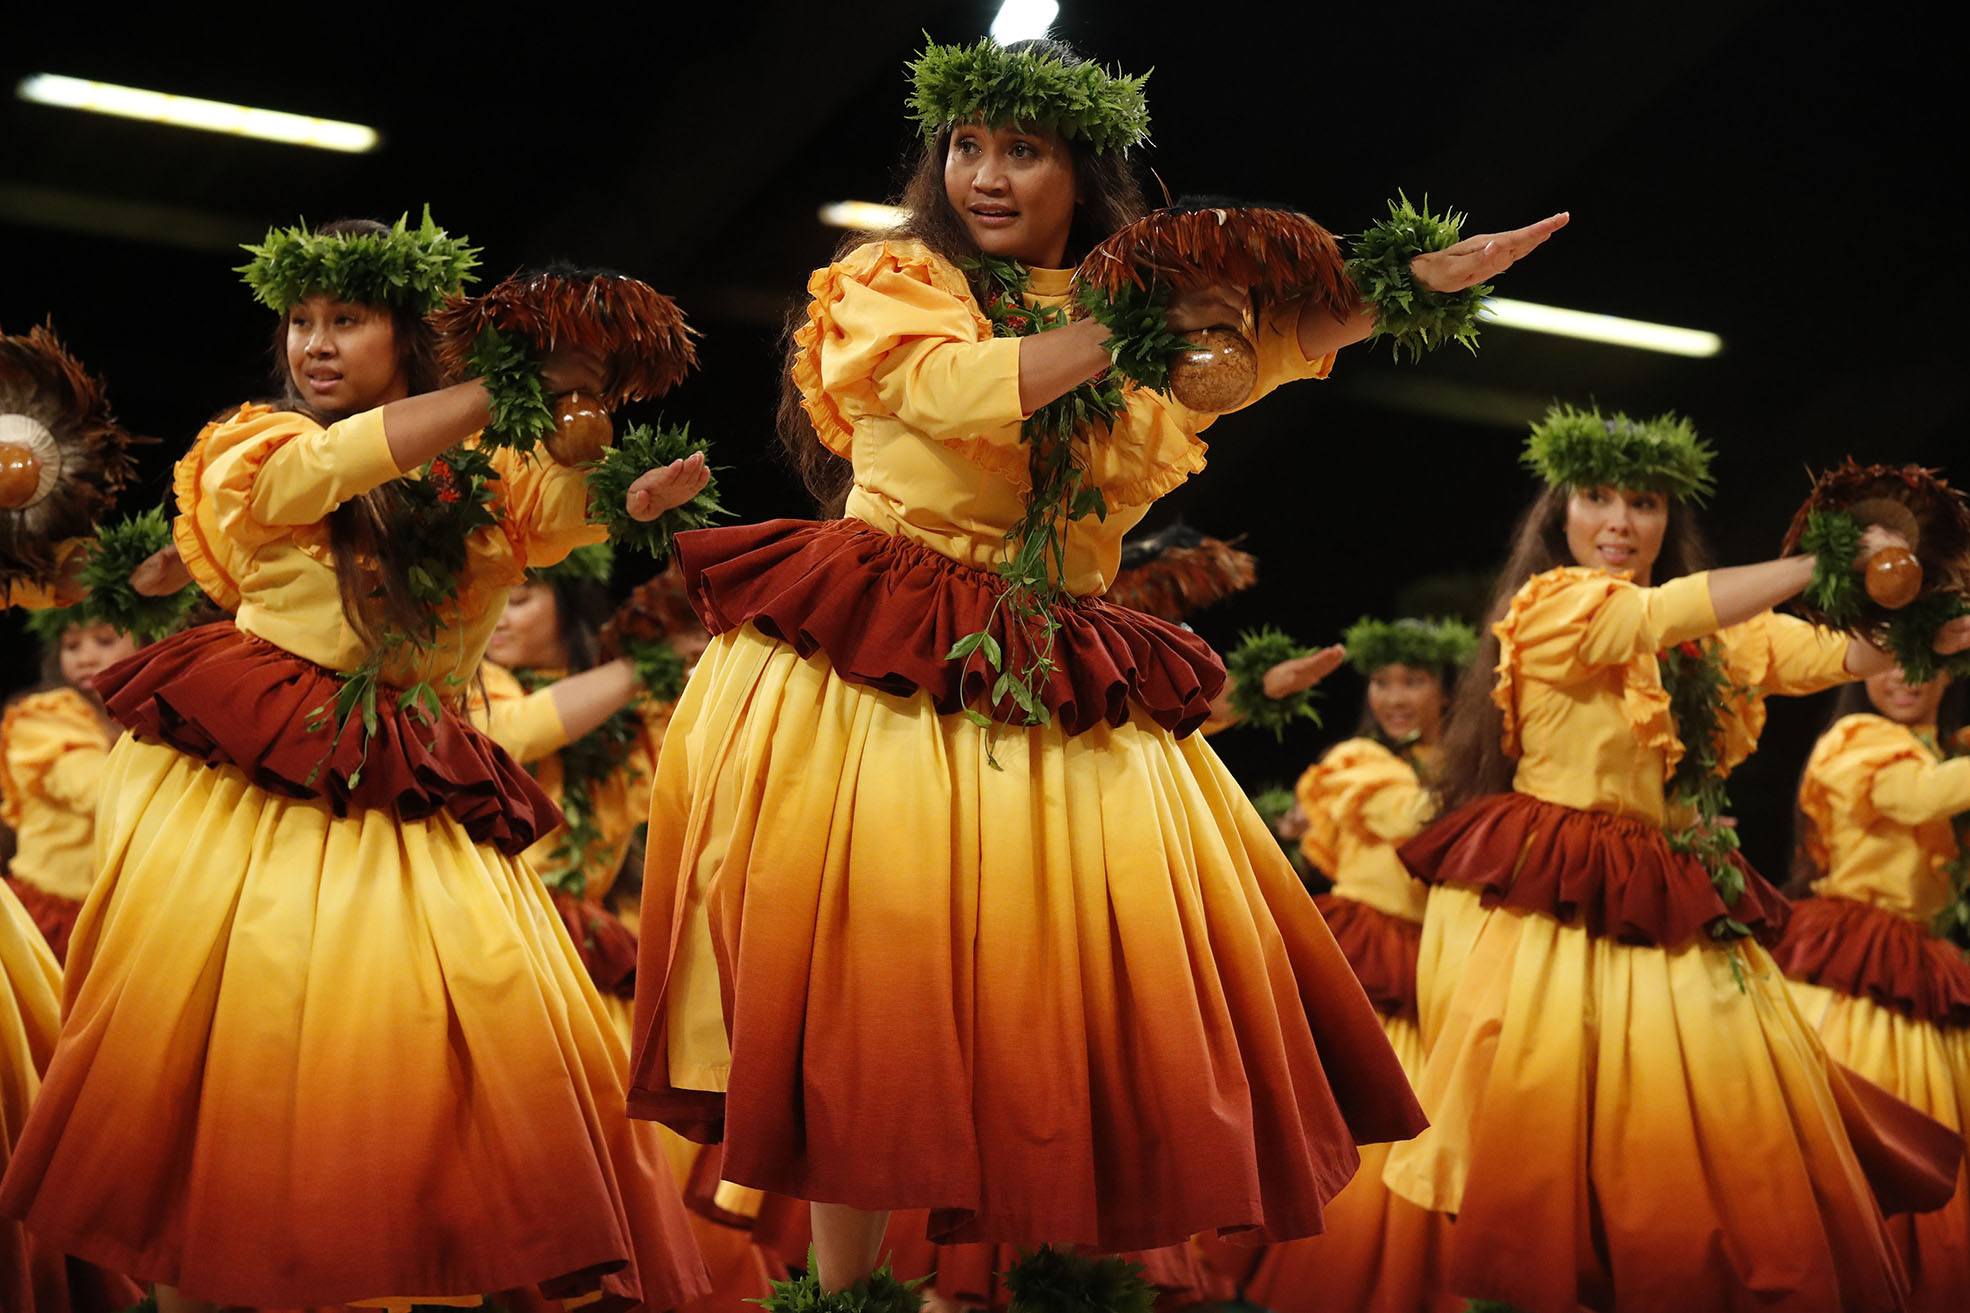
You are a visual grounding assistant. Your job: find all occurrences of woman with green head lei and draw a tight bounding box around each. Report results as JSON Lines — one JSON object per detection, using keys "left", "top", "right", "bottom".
{"left": 1383, "top": 404, "right": 1970, "bottom": 1311}
{"left": 0, "top": 212, "right": 715, "bottom": 1312}
{"left": 1246, "top": 615, "right": 1474, "bottom": 1313}
{"left": 624, "top": 36, "right": 1561, "bottom": 1303}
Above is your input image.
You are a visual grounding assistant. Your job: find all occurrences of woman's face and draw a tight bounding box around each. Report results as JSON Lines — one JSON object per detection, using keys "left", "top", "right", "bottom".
{"left": 944, "top": 121, "right": 1078, "bottom": 268}
{"left": 1368, "top": 663, "right": 1448, "bottom": 745}
{"left": 285, "top": 294, "right": 410, "bottom": 417}
{"left": 488, "top": 583, "right": 569, "bottom": 670}
{"left": 1565, "top": 485, "right": 1669, "bottom": 583}
{"left": 1864, "top": 667, "right": 1949, "bottom": 726}
{"left": 58, "top": 622, "right": 135, "bottom": 689}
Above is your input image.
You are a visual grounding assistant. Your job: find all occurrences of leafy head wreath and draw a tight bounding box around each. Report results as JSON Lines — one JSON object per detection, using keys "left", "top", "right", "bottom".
{"left": 1521, "top": 401, "right": 1717, "bottom": 504}
{"left": 907, "top": 36, "right": 1151, "bottom": 153}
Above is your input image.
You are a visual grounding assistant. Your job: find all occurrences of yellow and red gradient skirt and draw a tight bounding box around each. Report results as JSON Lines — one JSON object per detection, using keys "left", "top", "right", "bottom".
{"left": 1781, "top": 896, "right": 1970, "bottom": 1313}
{"left": 0, "top": 631, "right": 712, "bottom": 1311}
{"left": 1384, "top": 791, "right": 1963, "bottom": 1313}
{"left": 1245, "top": 896, "right": 1447, "bottom": 1313}
{"left": 628, "top": 519, "right": 1426, "bottom": 1253}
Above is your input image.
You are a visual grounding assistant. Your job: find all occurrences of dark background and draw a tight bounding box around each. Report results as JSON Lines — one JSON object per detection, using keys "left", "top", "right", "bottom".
{"left": 2, "top": 1, "right": 1960, "bottom": 878}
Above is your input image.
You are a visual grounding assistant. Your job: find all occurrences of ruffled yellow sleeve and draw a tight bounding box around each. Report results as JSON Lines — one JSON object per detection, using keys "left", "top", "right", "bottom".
{"left": 1710, "top": 611, "right": 1855, "bottom": 774}
{"left": 471, "top": 662, "right": 570, "bottom": 764}
{"left": 1294, "top": 738, "right": 1429, "bottom": 872}
{"left": 1800, "top": 713, "right": 1970, "bottom": 838}
{"left": 1492, "top": 567, "right": 1717, "bottom": 762}
{"left": 173, "top": 403, "right": 400, "bottom": 610}
{"left": 0, "top": 689, "right": 107, "bottom": 825}
{"left": 0, "top": 539, "right": 91, "bottom": 610}
{"left": 793, "top": 239, "right": 1026, "bottom": 460}
{"left": 487, "top": 446, "right": 608, "bottom": 576}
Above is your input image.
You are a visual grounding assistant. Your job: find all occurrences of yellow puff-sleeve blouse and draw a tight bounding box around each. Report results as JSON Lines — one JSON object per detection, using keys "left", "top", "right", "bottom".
{"left": 172, "top": 403, "right": 607, "bottom": 685}
{"left": 1495, "top": 567, "right": 1850, "bottom": 824}
{"left": 0, "top": 688, "right": 112, "bottom": 902}
{"left": 1800, "top": 713, "right": 1970, "bottom": 922}
{"left": 794, "top": 238, "right": 1334, "bottom": 595}
{"left": 1295, "top": 738, "right": 1434, "bottom": 922}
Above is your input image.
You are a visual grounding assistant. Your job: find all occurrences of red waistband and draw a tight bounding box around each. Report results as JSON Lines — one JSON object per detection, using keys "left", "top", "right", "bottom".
{"left": 1399, "top": 791, "right": 1791, "bottom": 949}
{"left": 676, "top": 518, "right": 1226, "bottom": 738}
{"left": 93, "top": 623, "right": 559, "bottom": 856}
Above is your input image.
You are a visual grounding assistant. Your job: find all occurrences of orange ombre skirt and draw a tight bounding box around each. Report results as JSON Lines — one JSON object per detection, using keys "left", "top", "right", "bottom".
{"left": 627, "top": 520, "right": 1425, "bottom": 1252}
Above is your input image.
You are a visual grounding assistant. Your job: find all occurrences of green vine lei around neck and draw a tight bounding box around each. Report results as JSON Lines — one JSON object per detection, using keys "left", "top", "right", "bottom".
{"left": 943, "top": 256, "right": 1124, "bottom": 763}
{"left": 1658, "top": 638, "right": 1758, "bottom": 990}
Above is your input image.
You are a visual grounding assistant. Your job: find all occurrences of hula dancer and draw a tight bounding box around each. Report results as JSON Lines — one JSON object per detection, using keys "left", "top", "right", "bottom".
{"left": 1387, "top": 404, "right": 1970, "bottom": 1311}
{"left": 0, "top": 214, "right": 713, "bottom": 1311}
{"left": 626, "top": 35, "right": 1565, "bottom": 1301}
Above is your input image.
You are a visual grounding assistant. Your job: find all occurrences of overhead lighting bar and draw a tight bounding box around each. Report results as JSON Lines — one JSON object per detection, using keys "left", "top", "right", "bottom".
{"left": 819, "top": 200, "right": 908, "bottom": 231}
{"left": 1483, "top": 297, "right": 1721, "bottom": 358}
{"left": 15, "top": 73, "right": 381, "bottom": 154}
{"left": 991, "top": 0, "right": 1059, "bottom": 44}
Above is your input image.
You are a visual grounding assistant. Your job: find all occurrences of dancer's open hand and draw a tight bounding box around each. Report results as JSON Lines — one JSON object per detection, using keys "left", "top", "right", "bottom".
{"left": 1411, "top": 212, "right": 1570, "bottom": 292}
{"left": 131, "top": 543, "right": 192, "bottom": 596}
{"left": 627, "top": 451, "right": 711, "bottom": 522}
{"left": 1263, "top": 643, "right": 1347, "bottom": 700}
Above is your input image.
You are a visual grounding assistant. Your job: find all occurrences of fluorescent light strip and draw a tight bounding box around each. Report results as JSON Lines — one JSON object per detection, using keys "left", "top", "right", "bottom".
{"left": 16, "top": 73, "right": 380, "bottom": 154}
{"left": 1483, "top": 297, "right": 1721, "bottom": 358}
{"left": 991, "top": 0, "right": 1060, "bottom": 43}
{"left": 819, "top": 200, "right": 909, "bottom": 231}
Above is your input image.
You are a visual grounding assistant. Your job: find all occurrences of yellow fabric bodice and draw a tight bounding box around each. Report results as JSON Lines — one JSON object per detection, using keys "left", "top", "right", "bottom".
{"left": 1495, "top": 567, "right": 1852, "bottom": 824}
{"left": 1800, "top": 714, "right": 1970, "bottom": 922}
{"left": 1296, "top": 738, "right": 1434, "bottom": 922}
{"left": 0, "top": 687, "right": 111, "bottom": 902}
{"left": 474, "top": 662, "right": 671, "bottom": 904}
{"left": 794, "top": 239, "right": 1334, "bottom": 595}
{"left": 172, "top": 403, "right": 605, "bottom": 687}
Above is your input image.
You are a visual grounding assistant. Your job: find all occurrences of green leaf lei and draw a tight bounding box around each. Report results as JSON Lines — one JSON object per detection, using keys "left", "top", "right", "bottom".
{"left": 1658, "top": 639, "right": 1758, "bottom": 989}
{"left": 1883, "top": 592, "right": 1970, "bottom": 686}
{"left": 1227, "top": 626, "right": 1324, "bottom": 740}
{"left": 757, "top": 1252, "right": 925, "bottom": 1313}
{"left": 1800, "top": 509, "right": 1866, "bottom": 627}
{"left": 944, "top": 256, "right": 1122, "bottom": 761}
{"left": 21, "top": 508, "right": 202, "bottom": 645}
{"left": 302, "top": 443, "right": 501, "bottom": 784}
{"left": 584, "top": 420, "right": 727, "bottom": 559}
{"left": 1345, "top": 193, "right": 1491, "bottom": 363}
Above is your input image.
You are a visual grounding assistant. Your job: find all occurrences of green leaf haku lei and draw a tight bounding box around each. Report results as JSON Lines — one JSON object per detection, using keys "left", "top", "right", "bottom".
{"left": 1341, "top": 614, "right": 1479, "bottom": 676}
{"left": 238, "top": 205, "right": 480, "bottom": 313}
{"left": 943, "top": 256, "right": 1122, "bottom": 761}
{"left": 907, "top": 37, "right": 1152, "bottom": 153}
{"left": 1657, "top": 639, "right": 1758, "bottom": 990}
{"left": 1522, "top": 402, "right": 1717, "bottom": 504}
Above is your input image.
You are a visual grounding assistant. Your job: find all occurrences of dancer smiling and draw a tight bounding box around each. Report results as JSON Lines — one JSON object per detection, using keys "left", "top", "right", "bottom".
{"left": 1388, "top": 405, "right": 1970, "bottom": 1312}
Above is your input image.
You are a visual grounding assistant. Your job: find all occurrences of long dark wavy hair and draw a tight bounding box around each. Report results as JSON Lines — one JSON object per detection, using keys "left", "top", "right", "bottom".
{"left": 265, "top": 219, "right": 447, "bottom": 649}
{"left": 1436, "top": 484, "right": 1717, "bottom": 810}
{"left": 1786, "top": 675, "right": 1968, "bottom": 893}
{"left": 775, "top": 38, "right": 1148, "bottom": 515}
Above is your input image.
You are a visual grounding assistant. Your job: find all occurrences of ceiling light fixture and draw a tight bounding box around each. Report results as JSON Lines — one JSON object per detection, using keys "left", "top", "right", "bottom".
{"left": 990, "top": 0, "right": 1060, "bottom": 44}
{"left": 818, "top": 200, "right": 909, "bottom": 231}
{"left": 15, "top": 73, "right": 381, "bottom": 154}
{"left": 1483, "top": 297, "right": 1721, "bottom": 358}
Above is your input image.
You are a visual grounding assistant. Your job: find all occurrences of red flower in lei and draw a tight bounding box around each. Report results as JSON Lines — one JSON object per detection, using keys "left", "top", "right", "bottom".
{"left": 429, "top": 456, "right": 461, "bottom": 504}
